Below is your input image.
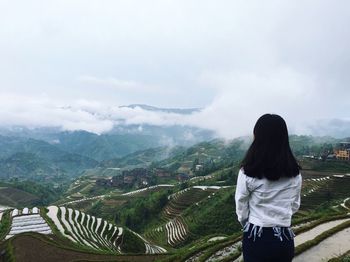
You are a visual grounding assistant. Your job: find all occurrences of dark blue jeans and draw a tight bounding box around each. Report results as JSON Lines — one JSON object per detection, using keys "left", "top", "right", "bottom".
{"left": 242, "top": 223, "right": 295, "bottom": 262}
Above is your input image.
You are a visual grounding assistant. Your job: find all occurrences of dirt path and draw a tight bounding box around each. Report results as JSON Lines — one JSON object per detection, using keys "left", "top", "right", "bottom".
{"left": 294, "top": 227, "right": 350, "bottom": 262}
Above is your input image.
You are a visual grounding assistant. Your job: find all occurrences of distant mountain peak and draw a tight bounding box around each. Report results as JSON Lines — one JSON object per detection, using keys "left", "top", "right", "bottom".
{"left": 120, "top": 104, "right": 201, "bottom": 115}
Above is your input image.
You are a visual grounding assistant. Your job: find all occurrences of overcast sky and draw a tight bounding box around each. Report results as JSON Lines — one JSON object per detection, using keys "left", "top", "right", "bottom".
{"left": 0, "top": 0, "right": 349, "bottom": 138}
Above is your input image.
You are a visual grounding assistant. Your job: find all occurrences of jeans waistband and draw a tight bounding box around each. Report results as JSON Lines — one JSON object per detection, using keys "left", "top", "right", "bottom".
{"left": 243, "top": 222, "right": 295, "bottom": 242}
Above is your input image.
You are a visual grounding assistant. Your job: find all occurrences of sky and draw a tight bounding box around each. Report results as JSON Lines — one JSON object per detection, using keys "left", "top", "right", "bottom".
{"left": 0, "top": 0, "right": 349, "bottom": 138}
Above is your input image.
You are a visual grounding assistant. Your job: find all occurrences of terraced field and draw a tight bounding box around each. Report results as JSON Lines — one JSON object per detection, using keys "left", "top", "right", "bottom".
{"left": 294, "top": 218, "right": 350, "bottom": 246}
{"left": 59, "top": 195, "right": 106, "bottom": 207}
{"left": 183, "top": 216, "right": 350, "bottom": 262}
{"left": 46, "top": 206, "right": 166, "bottom": 254}
{"left": 1, "top": 170, "right": 348, "bottom": 261}
{"left": 0, "top": 205, "right": 167, "bottom": 261}
{"left": 165, "top": 217, "right": 188, "bottom": 246}
{"left": 59, "top": 184, "right": 175, "bottom": 208}
{"left": 179, "top": 174, "right": 350, "bottom": 262}
{"left": 47, "top": 205, "right": 124, "bottom": 252}
{"left": 300, "top": 174, "right": 350, "bottom": 211}
{"left": 146, "top": 186, "right": 226, "bottom": 247}
{"left": 294, "top": 223, "right": 350, "bottom": 261}
{"left": 6, "top": 208, "right": 51, "bottom": 240}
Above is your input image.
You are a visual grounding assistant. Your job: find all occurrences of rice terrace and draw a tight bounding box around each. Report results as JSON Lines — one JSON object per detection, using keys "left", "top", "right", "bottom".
{"left": 0, "top": 136, "right": 349, "bottom": 262}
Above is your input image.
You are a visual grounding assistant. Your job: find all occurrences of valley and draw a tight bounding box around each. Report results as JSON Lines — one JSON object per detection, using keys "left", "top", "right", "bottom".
{"left": 0, "top": 133, "right": 349, "bottom": 261}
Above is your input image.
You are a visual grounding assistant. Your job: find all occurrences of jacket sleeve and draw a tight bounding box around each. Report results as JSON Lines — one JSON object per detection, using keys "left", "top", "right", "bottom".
{"left": 235, "top": 169, "right": 251, "bottom": 226}
{"left": 292, "top": 174, "right": 302, "bottom": 214}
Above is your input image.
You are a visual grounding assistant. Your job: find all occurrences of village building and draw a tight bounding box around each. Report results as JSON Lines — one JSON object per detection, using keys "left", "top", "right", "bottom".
{"left": 95, "top": 168, "right": 152, "bottom": 188}
{"left": 334, "top": 142, "right": 350, "bottom": 161}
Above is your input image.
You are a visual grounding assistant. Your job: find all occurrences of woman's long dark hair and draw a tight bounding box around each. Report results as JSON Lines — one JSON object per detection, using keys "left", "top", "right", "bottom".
{"left": 241, "top": 114, "right": 300, "bottom": 181}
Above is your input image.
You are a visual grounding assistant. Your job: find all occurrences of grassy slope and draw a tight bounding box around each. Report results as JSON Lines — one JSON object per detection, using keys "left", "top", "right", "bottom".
{"left": 0, "top": 187, "right": 39, "bottom": 207}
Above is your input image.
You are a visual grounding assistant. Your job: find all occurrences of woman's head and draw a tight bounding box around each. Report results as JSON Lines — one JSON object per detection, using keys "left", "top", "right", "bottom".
{"left": 241, "top": 114, "right": 300, "bottom": 180}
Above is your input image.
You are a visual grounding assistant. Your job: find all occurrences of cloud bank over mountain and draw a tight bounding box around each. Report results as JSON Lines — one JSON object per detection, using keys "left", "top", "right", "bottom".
{"left": 0, "top": 93, "right": 348, "bottom": 139}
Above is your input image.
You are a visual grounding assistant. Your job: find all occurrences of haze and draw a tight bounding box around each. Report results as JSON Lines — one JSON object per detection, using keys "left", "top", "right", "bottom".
{"left": 0, "top": 0, "right": 349, "bottom": 138}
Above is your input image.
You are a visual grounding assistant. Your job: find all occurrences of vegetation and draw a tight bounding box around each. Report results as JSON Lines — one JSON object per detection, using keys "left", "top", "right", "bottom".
{"left": 329, "top": 251, "right": 350, "bottom": 262}
{"left": 120, "top": 229, "right": 146, "bottom": 254}
{"left": 1, "top": 240, "right": 15, "bottom": 262}
{"left": 298, "top": 175, "right": 350, "bottom": 212}
{"left": 115, "top": 190, "right": 171, "bottom": 232}
{"left": 0, "top": 211, "right": 11, "bottom": 240}
{"left": 185, "top": 188, "right": 241, "bottom": 238}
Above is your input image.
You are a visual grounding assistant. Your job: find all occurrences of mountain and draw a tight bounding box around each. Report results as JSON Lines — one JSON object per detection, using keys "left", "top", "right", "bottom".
{"left": 53, "top": 131, "right": 162, "bottom": 161}
{"left": 0, "top": 153, "right": 54, "bottom": 180}
{"left": 99, "top": 146, "right": 185, "bottom": 168}
{"left": 0, "top": 135, "right": 98, "bottom": 181}
{"left": 153, "top": 138, "right": 248, "bottom": 174}
{"left": 0, "top": 126, "right": 215, "bottom": 162}
{"left": 119, "top": 104, "right": 201, "bottom": 114}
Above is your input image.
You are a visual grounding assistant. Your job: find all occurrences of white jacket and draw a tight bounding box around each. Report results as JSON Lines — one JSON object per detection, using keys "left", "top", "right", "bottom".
{"left": 235, "top": 168, "right": 302, "bottom": 227}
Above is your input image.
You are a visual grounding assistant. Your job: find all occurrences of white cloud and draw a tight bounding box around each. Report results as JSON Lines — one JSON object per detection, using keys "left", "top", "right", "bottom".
{"left": 188, "top": 67, "right": 320, "bottom": 137}
{"left": 77, "top": 75, "right": 166, "bottom": 94}
{"left": 0, "top": 94, "right": 114, "bottom": 134}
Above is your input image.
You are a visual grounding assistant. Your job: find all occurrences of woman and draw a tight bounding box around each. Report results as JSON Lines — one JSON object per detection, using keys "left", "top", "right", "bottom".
{"left": 235, "top": 114, "right": 302, "bottom": 262}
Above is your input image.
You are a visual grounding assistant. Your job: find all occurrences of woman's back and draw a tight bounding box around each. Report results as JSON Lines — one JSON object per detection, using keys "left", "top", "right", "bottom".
{"left": 235, "top": 114, "right": 302, "bottom": 262}
{"left": 235, "top": 168, "right": 302, "bottom": 227}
